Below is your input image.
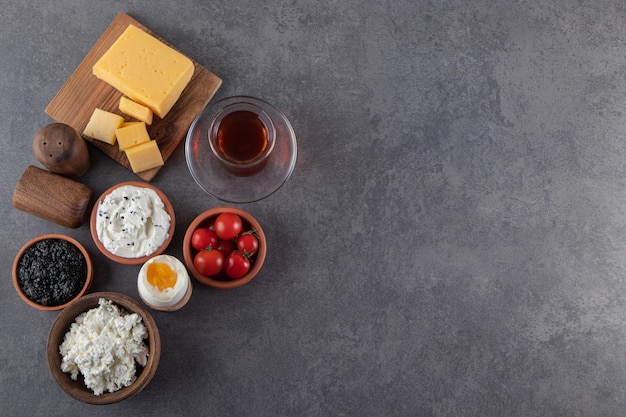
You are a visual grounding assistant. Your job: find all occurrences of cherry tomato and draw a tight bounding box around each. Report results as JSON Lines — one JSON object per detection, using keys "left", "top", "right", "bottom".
{"left": 193, "top": 248, "right": 224, "bottom": 277}
{"left": 191, "top": 228, "right": 219, "bottom": 251}
{"left": 237, "top": 232, "right": 258, "bottom": 256}
{"left": 216, "top": 239, "right": 235, "bottom": 257}
{"left": 214, "top": 213, "right": 243, "bottom": 240}
{"left": 225, "top": 251, "right": 250, "bottom": 279}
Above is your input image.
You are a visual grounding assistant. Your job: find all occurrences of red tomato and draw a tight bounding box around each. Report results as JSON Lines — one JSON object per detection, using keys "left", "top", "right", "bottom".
{"left": 237, "top": 233, "right": 258, "bottom": 256}
{"left": 191, "top": 228, "right": 219, "bottom": 251}
{"left": 216, "top": 239, "right": 235, "bottom": 257}
{"left": 193, "top": 248, "right": 224, "bottom": 277}
{"left": 214, "top": 213, "right": 243, "bottom": 240}
{"left": 225, "top": 251, "right": 250, "bottom": 279}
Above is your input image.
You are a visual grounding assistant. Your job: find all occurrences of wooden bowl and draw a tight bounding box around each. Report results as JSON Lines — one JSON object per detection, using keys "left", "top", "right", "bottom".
{"left": 90, "top": 181, "right": 175, "bottom": 265}
{"left": 47, "top": 292, "right": 161, "bottom": 404}
{"left": 183, "top": 207, "right": 266, "bottom": 289}
{"left": 12, "top": 234, "right": 93, "bottom": 311}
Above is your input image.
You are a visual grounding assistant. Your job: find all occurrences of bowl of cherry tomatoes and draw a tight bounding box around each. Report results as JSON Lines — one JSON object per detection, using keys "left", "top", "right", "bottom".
{"left": 182, "top": 207, "right": 266, "bottom": 289}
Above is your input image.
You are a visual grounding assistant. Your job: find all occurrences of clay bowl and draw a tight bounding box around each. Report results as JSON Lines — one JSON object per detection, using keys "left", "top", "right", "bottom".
{"left": 47, "top": 292, "right": 161, "bottom": 404}
{"left": 90, "top": 181, "right": 175, "bottom": 265}
{"left": 12, "top": 234, "right": 93, "bottom": 311}
{"left": 183, "top": 207, "right": 266, "bottom": 289}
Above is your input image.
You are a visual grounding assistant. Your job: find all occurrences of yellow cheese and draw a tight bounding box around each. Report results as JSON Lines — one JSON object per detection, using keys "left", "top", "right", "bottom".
{"left": 121, "top": 121, "right": 143, "bottom": 128}
{"left": 83, "top": 108, "right": 124, "bottom": 145}
{"left": 119, "top": 97, "right": 153, "bottom": 125}
{"left": 115, "top": 122, "right": 151, "bottom": 151}
{"left": 125, "top": 140, "right": 164, "bottom": 173}
{"left": 93, "top": 24, "right": 194, "bottom": 118}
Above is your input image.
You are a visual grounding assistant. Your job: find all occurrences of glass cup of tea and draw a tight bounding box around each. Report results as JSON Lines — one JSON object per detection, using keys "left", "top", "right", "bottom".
{"left": 208, "top": 102, "right": 276, "bottom": 176}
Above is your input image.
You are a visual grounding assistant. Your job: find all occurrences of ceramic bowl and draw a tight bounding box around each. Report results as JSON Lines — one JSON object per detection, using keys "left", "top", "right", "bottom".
{"left": 90, "top": 181, "right": 175, "bottom": 265}
{"left": 183, "top": 207, "right": 266, "bottom": 289}
{"left": 47, "top": 292, "right": 161, "bottom": 404}
{"left": 12, "top": 234, "right": 93, "bottom": 311}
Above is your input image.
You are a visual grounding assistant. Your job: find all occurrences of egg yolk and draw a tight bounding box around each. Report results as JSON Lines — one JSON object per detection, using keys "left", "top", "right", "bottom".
{"left": 147, "top": 262, "right": 177, "bottom": 291}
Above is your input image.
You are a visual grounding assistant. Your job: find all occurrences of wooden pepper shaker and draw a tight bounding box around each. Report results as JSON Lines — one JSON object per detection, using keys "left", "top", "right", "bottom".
{"left": 33, "top": 123, "right": 90, "bottom": 177}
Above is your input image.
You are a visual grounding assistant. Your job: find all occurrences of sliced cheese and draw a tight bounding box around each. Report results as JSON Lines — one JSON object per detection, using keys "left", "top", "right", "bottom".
{"left": 115, "top": 122, "right": 151, "bottom": 151}
{"left": 93, "top": 24, "right": 194, "bottom": 118}
{"left": 119, "top": 97, "right": 153, "bottom": 125}
{"left": 83, "top": 108, "right": 124, "bottom": 145}
{"left": 125, "top": 140, "right": 164, "bottom": 173}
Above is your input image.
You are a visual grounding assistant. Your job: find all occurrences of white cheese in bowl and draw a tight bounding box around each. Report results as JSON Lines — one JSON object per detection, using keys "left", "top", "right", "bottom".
{"left": 59, "top": 298, "right": 149, "bottom": 395}
{"left": 95, "top": 184, "right": 171, "bottom": 258}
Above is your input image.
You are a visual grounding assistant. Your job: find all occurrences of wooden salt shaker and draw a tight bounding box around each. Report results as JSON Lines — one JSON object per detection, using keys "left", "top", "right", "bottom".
{"left": 13, "top": 166, "right": 92, "bottom": 228}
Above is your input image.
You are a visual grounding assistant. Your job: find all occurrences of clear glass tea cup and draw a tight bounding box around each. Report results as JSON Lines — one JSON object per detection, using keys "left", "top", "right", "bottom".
{"left": 208, "top": 102, "right": 276, "bottom": 176}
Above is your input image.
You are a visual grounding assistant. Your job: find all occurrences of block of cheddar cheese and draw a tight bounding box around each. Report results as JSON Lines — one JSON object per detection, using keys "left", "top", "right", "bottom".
{"left": 125, "top": 140, "right": 164, "bottom": 173}
{"left": 115, "top": 122, "right": 151, "bottom": 151}
{"left": 93, "top": 24, "right": 194, "bottom": 118}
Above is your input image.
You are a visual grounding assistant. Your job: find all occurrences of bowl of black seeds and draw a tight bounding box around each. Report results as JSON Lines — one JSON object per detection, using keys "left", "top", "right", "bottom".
{"left": 12, "top": 234, "right": 93, "bottom": 311}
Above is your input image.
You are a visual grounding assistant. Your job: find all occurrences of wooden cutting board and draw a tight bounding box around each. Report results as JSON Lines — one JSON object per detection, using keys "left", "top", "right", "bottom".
{"left": 45, "top": 12, "right": 222, "bottom": 181}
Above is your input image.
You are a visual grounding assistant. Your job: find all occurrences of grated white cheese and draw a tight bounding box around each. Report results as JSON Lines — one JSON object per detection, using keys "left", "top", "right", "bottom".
{"left": 59, "top": 298, "right": 149, "bottom": 395}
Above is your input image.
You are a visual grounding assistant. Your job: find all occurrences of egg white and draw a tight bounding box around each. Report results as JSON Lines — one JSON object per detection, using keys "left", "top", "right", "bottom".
{"left": 138, "top": 254, "right": 189, "bottom": 307}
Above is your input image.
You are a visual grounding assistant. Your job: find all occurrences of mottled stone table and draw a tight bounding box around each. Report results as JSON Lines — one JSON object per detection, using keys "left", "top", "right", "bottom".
{"left": 2, "top": 1, "right": 626, "bottom": 415}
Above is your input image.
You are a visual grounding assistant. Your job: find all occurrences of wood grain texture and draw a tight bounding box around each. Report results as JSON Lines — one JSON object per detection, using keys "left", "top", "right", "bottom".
{"left": 12, "top": 166, "right": 93, "bottom": 228}
{"left": 33, "top": 123, "right": 90, "bottom": 177}
{"left": 45, "top": 13, "right": 222, "bottom": 181}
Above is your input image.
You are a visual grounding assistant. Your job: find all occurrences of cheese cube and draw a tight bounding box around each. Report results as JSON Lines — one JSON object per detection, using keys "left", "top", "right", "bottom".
{"left": 121, "top": 121, "right": 143, "bottom": 128}
{"left": 93, "top": 24, "right": 194, "bottom": 118}
{"left": 125, "top": 140, "right": 164, "bottom": 173}
{"left": 83, "top": 108, "right": 124, "bottom": 145}
{"left": 115, "top": 122, "right": 151, "bottom": 151}
{"left": 119, "top": 97, "right": 153, "bottom": 125}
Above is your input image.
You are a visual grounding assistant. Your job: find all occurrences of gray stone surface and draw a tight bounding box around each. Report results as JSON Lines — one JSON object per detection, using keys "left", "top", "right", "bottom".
{"left": 3, "top": 0, "right": 626, "bottom": 415}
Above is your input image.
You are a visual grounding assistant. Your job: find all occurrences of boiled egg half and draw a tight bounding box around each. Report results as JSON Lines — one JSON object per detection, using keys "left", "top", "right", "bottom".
{"left": 138, "top": 254, "right": 191, "bottom": 310}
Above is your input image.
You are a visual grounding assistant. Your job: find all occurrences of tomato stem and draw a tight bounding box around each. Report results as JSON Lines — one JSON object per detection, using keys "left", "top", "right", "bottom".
{"left": 236, "top": 249, "right": 253, "bottom": 259}
{"left": 240, "top": 228, "right": 258, "bottom": 238}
